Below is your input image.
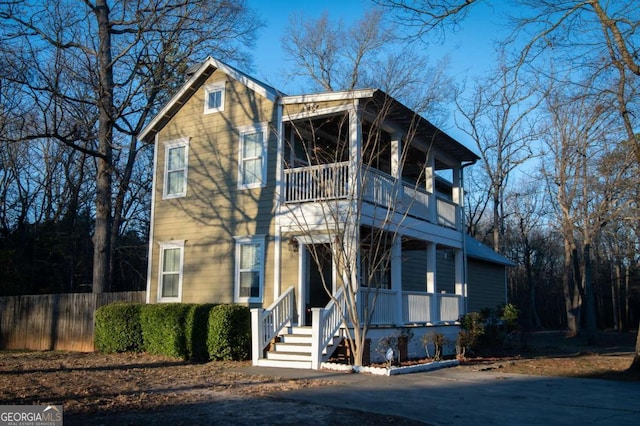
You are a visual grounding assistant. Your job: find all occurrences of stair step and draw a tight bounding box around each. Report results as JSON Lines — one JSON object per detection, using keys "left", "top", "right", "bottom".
{"left": 288, "top": 326, "right": 312, "bottom": 335}
{"left": 280, "top": 334, "right": 312, "bottom": 344}
{"left": 254, "top": 359, "right": 313, "bottom": 369}
{"left": 274, "top": 342, "right": 313, "bottom": 353}
{"left": 266, "top": 351, "right": 312, "bottom": 361}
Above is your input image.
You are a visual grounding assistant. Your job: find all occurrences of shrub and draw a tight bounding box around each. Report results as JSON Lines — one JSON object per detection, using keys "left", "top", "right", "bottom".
{"left": 421, "top": 332, "right": 447, "bottom": 360}
{"left": 185, "top": 304, "right": 217, "bottom": 361}
{"left": 140, "top": 303, "right": 194, "bottom": 359}
{"left": 459, "top": 304, "right": 520, "bottom": 356}
{"left": 94, "top": 302, "right": 144, "bottom": 353}
{"left": 207, "top": 304, "right": 251, "bottom": 361}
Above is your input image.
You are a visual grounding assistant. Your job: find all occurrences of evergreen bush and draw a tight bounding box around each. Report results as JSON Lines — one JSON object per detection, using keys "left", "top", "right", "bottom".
{"left": 94, "top": 302, "right": 144, "bottom": 353}
{"left": 207, "top": 304, "right": 251, "bottom": 361}
{"left": 140, "top": 303, "right": 193, "bottom": 359}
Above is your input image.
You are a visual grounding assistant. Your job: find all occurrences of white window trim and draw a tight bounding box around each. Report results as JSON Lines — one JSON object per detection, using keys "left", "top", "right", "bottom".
{"left": 162, "top": 137, "right": 190, "bottom": 199}
{"left": 237, "top": 122, "right": 269, "bottom": 190}
{"left": 204, "top": 82, "right": 226, "bottom": 114}
{"left": 233, "top": 235, "right": 266, "bottom": 303}
{"left": 157, "top": 240, "right": 185, "bottom": 303}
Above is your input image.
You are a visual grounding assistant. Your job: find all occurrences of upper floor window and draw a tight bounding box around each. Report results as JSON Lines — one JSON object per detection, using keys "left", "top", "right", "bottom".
{"left": 158, "top": 240, "right": 185, "bottom": 302}
{"left": 204, "top": 82, "right": 225, "bottom": 114}
{"left": 163, "top": 138, "right": 189, "bottom": 199}
{"left": 238, "top": 123, "right": 269, "bottom": 189}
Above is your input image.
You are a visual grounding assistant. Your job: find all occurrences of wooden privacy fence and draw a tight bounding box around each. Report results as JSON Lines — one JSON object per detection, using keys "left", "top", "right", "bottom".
{"left": 0, "top": 291, "right": 145, "bottom": 352}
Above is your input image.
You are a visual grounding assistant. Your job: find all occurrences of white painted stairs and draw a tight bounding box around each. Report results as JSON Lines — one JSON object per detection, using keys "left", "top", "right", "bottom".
{"left": 254, "top": 326, "right": 341, "bottom": 369}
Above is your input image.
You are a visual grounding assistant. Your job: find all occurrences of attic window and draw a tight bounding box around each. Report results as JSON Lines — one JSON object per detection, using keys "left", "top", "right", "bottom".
{"left": 204, "top": 82, "right": 225, "bottom": 114}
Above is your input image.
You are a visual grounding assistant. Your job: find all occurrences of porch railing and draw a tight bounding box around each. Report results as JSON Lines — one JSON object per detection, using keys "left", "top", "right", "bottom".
{"left": 353, "top": 289, "right": 463, "bottom": 325}
{"left": 357, "top": 288, "right": 397, "bottom": 325}
{"left": 251, "top": 286, "right": 295, "bottom": 364}
{"left": 284, "top": 163, "right": 458, "bottom": 229}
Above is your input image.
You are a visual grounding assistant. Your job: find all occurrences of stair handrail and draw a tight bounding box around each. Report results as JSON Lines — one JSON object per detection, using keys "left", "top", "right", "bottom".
{"left": 256, "top": 286, "right": 295, "bottom": 354}
{"left": 311, "top": 286, "right": 345, "bottom": 369}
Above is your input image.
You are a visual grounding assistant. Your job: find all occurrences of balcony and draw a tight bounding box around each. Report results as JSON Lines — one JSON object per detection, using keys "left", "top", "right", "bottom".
{"left": 283, "top": 163, "right": 459, "bottom": 228}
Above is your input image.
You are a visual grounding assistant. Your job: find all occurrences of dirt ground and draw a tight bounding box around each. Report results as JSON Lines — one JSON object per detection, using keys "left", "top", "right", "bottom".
{"left": 0, "top": 330, "right": 636, "bottom": 425}
{"left": 0, "top": 351, "right": 422, "bottom": 425}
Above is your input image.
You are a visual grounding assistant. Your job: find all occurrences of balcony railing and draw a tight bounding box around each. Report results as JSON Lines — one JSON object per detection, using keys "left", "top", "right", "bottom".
{"left": 283, "top": 163, "right": 458, "bottom": 229}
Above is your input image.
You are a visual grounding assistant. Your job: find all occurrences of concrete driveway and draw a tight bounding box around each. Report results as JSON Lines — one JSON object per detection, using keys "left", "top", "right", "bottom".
{"left": 241, "top": 365, "right": 640, "bottom": 425}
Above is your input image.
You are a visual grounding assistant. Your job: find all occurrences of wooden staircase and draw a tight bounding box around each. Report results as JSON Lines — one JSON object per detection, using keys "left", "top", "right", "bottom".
{"left": 254, "top": 326, "right": 340, "bottom": 369}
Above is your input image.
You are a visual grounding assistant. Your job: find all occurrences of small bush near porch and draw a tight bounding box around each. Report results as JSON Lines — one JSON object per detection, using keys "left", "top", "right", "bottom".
{"left": 95, "top": 302, "right": 250, "bottom": 361}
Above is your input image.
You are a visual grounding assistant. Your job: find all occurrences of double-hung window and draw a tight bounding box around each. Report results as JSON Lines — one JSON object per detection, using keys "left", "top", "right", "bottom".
{"left": 163, "top": 138, "right": 189, "bottom": 199}
{"left": 204, "top": 82, "right": 225, "bottom": 114}
{"left": 158, "top": 241, "right": 185, "bottom": 302}
{"left": 234, "top": 236, "right": 265, "bottom": 303}
{"left": 238, "top": 123, "right": 268, "bottom": 189}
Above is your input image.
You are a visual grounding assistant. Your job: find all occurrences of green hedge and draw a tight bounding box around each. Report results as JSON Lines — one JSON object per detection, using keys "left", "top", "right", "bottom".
{"left": 94, "top": 302, "right": 144, "bottom": 353}
{"left": 95, "top": 302, "right": 250, "bottom": 361}
{"left": 207, "top": 304, "right": 251, "bottom": 361}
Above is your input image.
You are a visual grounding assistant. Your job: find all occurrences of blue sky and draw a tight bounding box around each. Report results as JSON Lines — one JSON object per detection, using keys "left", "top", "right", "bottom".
{"left": 247, "top": 0, "right": 507, "bottom": 92}
{"left": 246, "top": 0, "right": 510, "bottom": 147}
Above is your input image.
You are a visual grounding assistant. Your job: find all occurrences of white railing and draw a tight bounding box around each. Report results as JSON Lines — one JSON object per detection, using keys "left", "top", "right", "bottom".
{"left": 311, "top": 287, "right": 345, "bottom": 369}
{"left": 284, "top": 162, "right": 458, "bottom": 228}
{"left": 436, "top": 196, "right": 457, "bottom": 228}
{"left": 251, "top": 286, "right": 295, "bottom": 363}
{"left": 357, "top": 288, "right": 397, "bottom": 325}
{"left": 284, "top": 162, "right": 349, "bottom": 203}
{"left": 437, "top": 293, "right": 463, "bottom": 322}
{"left": 402, "top": 291, "right": 433, "bottom": 323}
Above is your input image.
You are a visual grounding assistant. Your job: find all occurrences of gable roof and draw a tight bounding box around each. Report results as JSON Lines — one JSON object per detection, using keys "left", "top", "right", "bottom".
{"left": 465, "top": 235, "right": 516, "bottom": 266}
{"left": 138, "top": 56, "right": 280, "bottom": 143}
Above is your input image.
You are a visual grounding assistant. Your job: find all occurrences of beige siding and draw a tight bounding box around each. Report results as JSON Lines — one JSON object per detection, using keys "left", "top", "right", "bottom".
{"left": 467, "top": 259, "right": 507, "bottom": 313}
{"left": 149, "top": 70, "right": 279, "bottom": 306}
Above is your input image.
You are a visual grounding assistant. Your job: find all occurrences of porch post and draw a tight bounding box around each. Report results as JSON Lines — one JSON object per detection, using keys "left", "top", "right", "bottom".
{"left": 347, "top": 102, "right": 362, "bottom": 296}
{"left": 425, "top": 155, "right": 437, "bottom": 223}
{"left": 391, "top": 235, "right": 403, "bottom": 325}
{"left": 426, "top": 243, "right": 437, "bottom": 322}
{"left": 452, "top": 166, "right": 462, "bottom": 231}
{"left": 454, "top": 248, "right": 466, "bottom": 317}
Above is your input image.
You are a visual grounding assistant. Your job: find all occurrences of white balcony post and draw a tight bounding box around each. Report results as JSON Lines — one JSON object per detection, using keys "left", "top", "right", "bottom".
{"left": 391, "top": 235, "right": 403, "bottom": 325}
{"left": 452, "top": 166, "right": 463, "bottom": 230}
{"left": 311, "top": 308, "right": 323, "bottom": 370}
{"left": 251, "top": 308, "right": 263, "bottom": 364}
{"left": 426, "top": 243, "right": 438, "bottom": 322}
{"left": 298, "top": 243, "right": 308, "bottom": 326}
{"left": 425, "top": 155, "right": 437, "bottom": 223}
{"left": 455, "top": 248, "right": 466, "bottom": 317}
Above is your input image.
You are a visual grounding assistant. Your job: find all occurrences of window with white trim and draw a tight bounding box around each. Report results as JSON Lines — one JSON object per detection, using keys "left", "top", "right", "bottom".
{"left": 204, "top": 82, "right": 225, "bottom": 114}
{"left": 234, "top": 236, "right": 265, "bottom": 303}
{"left": 163, "top": 138, "right": 189, "bottom": 199}
{"left": 238, "top": 123, "right": 268, "bottom": 189}
{"left": 158, "top": 241, "right": 185, "bottom": 302}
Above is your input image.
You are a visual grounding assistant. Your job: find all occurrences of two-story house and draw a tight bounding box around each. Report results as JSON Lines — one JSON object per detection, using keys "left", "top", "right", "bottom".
{"left": 139, "top": 57, "right": 513, "bottom": 369}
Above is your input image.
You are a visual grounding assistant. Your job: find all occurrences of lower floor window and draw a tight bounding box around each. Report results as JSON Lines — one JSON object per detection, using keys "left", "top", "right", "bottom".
{"left": 158, "top": 241, "right": 184, "bottom": 302}
{"left": 234, "top": 236, "right": 265, "bottom": 302}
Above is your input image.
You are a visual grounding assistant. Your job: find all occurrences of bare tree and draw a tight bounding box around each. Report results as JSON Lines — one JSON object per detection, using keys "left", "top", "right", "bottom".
{"left": 282, "top": 8, "right": 455, "bottom": 123}
{"left": 455, "top": 56, "right": 542, "bottom": 253}
{"left": 0, "top": 0, "right": 262, "bottom": 292}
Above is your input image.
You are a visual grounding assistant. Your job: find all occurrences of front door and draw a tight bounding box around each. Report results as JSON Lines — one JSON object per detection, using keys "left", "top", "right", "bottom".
{"left": 299, "top": 243, "right": 333, "bottom": 325}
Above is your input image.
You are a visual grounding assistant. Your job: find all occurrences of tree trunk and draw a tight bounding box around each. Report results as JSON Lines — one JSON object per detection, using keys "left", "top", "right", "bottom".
{"left": 563, "top": 240, "right": 579, "bottom": 336}
{"left": 92, "top": 0, "right": 114, "bottom": 293}
{"left": 583, "top": 244, "right": 597, "bottom": 344}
